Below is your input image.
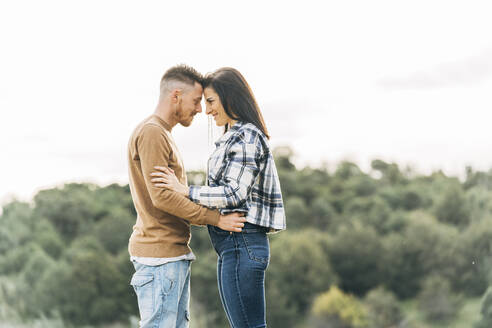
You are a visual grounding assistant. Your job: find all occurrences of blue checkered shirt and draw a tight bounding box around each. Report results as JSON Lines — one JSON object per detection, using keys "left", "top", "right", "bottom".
{"left": 189, "top": 121, "right": 286, "bottom": 231}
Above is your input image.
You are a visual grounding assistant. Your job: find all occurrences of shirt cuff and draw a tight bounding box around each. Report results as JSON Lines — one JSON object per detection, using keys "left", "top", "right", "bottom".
{"left": 189, "top": 185, "right": 200, "bottom": 203}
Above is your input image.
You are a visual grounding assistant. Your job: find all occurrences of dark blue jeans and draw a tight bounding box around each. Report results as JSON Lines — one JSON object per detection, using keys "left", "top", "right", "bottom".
{"left": 208, "top": 222, "right": 270, "bottom": 328}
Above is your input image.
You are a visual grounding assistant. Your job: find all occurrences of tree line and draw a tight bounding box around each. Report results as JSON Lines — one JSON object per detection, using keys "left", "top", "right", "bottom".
{"left": 2, "top": 147, "right": 492, "bottom": 327}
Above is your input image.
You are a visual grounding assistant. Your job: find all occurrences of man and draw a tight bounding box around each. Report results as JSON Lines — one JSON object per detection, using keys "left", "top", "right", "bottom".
{"left": 127, "top": 65, "right": 246, "bottom": 328}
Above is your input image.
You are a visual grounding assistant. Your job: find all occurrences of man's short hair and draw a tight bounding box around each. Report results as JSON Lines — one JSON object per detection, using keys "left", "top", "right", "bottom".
{"left": 160, "top": 64, "right": 203, "bottom": 95}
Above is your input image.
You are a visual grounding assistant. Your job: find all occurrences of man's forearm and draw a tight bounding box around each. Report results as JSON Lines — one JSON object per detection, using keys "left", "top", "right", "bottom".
{"left": 150, "top": 187, "right": 220, "bottom": 226}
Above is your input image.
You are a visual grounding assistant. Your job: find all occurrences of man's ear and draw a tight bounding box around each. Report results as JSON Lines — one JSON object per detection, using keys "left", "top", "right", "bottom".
{"left": 171, "top": 89, "right": 182, "bottom": 103}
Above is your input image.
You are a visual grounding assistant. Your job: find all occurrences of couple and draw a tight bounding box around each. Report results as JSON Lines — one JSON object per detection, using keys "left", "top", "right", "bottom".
{"left": 127, "top": 65, "right": 286, "bottom": 328}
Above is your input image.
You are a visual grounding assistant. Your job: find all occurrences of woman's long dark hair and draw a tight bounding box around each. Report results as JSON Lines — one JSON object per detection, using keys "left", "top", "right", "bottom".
{"left": 203, "top": 67, "right": 270, "bottom": 139}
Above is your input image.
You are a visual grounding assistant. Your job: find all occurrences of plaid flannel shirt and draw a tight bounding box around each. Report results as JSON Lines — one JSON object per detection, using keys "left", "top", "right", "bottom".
{"left": 189, "top": 121, "right": 286, "bottom": 231}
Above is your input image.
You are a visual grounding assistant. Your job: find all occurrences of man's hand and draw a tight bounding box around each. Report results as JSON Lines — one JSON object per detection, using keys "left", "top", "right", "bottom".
{"left": 151, "top": 166, "right": 189, "bottom": 196}
{"left": 217, "top": 212, "right": 247, "bottom": 232}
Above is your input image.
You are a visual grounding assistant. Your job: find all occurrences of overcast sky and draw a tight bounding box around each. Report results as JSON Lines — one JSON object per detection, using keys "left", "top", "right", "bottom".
{"left": 1, "top": 0, "right": 492, "bottom": 203}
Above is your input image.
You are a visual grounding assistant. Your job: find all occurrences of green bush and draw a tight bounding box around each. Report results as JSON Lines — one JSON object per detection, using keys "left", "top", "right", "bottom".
{"left": 267, "top": 230, "right": 338, "bottom": 327}
{"left": 329, "top": 223, "right": 383, "bottom": 295}
{"left": 284, "top": 196, "right": 310, "bottom": 229}
{"left": 455, "top": 219, "right": 492, "bottom": 295}
{"left": 433, "top": 183, "right": 470, "bottom": 227}
{"left": 382, "top": 215, "right": 459, "bottom": 299}
{"left": 1, "top": 157, "right": 492, "bottom": 327}
{"left": 92, "top": 209, "right": 134, "bottom": 254}
{"left": 475, "top": 286, "right": 492, "bottom": 328}
{"left": 418, "top": 275, "right": 463, "bottom": 323}
{"left": 364, "top": 287, "right": 403, "bottom": 328}
{"left": 190, "top": 250, "right": 229, "bottom": 327}
{"left": 32, "top": 219, "right": 64, "bottom": 259}
{"left": 0, "top": 201, "right": 33, "bottom": 254}
{"left": 310, "top": 286, "right": 368, "bottom": 328}
{"left": 0, "top": 243, "right": 42, "bottom": 276}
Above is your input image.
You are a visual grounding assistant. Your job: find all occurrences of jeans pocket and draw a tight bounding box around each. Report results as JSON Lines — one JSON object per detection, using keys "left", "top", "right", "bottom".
{"left": 130, "top": 273, "right": 154, "bottom": 321}
{"left": 241, "top": 232, "right": 270, "bottom": 267}
{"left": 208, "top": 226, "right": 232, "bottom": 254}
{"left": 160, "top": 275, "right": 174, "bottom": 296}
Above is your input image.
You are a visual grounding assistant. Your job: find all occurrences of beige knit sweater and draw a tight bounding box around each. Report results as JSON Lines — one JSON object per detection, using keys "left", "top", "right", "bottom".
{"left": 127, "top": 115, "right": 219, "bottom": 258}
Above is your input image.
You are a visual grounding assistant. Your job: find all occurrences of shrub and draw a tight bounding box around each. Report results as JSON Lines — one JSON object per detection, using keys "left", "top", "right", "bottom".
{"left": 418, "top": 275, "right": 462, "bottom": 323}
{"left": 310, "top": 286, "right": 368, "bottom": 328}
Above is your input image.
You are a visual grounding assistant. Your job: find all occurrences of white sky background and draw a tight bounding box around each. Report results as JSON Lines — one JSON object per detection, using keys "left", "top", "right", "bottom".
{"left": 1, "top": 0, "right": 492, "bottom": 203}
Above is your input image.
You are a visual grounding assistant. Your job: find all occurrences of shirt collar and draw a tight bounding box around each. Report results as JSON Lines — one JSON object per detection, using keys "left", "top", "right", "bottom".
{"left": 214, "top": 121, "right": 246, "bottom": 147}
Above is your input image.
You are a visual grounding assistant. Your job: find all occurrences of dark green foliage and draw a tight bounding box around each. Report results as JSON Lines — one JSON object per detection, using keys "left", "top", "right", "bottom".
{"left": 379, "top": 185, "right": 425, "bottom": 211}
{"left": 364, "top": 287, "right": 403, "bottom": 328}
{"left": 36, "top": 245, "right": 131, "bottom": 325}
{"left": 464, "top": 166, "right": 492, "bottom": 191}
{"left": 116, "top": 249, "right": 139, "bottom": 315}
{"left": 190, "top": 250, "right": 228, "bottom": 327}
{"left": 382, "top": 215, "right": 459, "bottom": 299}
{"left": 346, "top": 175, "right": 378, "bottom": 197}
{"left": 32, "top": 219, "right": 64, "bottom": 258}
{"left": 475, "top": 287, "right": 492, "bottom": 328}
{"left": 454, "top": 219, "right": 492, "bottom": 295}
{"left": 329, "top": 224, "right": 383, "bottom": 296}
{"left": 418, "top": 275, "right": 463, "bottom": 323}
{"left": 336, "top": 161, "right": 363, "bottom": 180}
{"left": 284, "top": 196, "right": 310, "bottom": 229}
{"left": 344, "top": 196, "right": 391, "bottom": 234}
{"left": 33, "top": 183, "right": 133, "bottom": 242}
{"left": 371, "top": 159, "right": 407, "bottom": 185}
{"left": 21, "top": 247, "right": 54, "bottom": 289}
{"left": 0, "top": 201, "right": 33, "bottom": 254}
{"left": 433, "top": 183, "right": 470, "bottom": 226}
{"left": 311, "top": 196, "right": 338, "bottom": 230}
{"left": 1, "top": 147, "right": 492, "bottom": 327}
{"left": 19, "top": 247, "right": 56, "bottom": 317}
{"left": 0, "top": 243, "right": 42, "bottom": 275}
{"left": 189, "top": 225, "right": 213, "bottom": 255}
{"left": 92, "top": 208, "right": 134, "bottom": 254}
{"left": 266, "top": 230, "right": 338, "bottom": 327}
{"left": 33, "top": 184, "right": 100, "bottom": 241}
{"left": 0, "top": 182, "right": 138, "bottom": 326}
{"left": 467, "top": 187, "right": 492, "bottom": 223}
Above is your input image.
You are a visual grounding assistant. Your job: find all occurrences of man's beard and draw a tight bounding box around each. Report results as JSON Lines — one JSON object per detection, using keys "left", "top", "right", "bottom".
{"left": 176, "top": 104, "right": 194, "bottom": 127}
{"left": 180, "top": 117, "right": 193, "bottom": 127}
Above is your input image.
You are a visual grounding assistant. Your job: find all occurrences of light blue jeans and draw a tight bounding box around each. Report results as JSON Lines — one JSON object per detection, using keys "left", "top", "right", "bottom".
{"left": 130, "top": 260, "right": 191, "bottom": 328}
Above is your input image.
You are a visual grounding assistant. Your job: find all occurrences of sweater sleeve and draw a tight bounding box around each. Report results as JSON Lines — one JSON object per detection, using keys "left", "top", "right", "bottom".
{"left": 137, "top": 124, "right": 220, "bottom": 226}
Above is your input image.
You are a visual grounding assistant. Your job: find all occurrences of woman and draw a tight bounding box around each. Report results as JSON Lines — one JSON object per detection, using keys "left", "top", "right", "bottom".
{"left": 151, "top": 67, "right": 286, "bottom": 328}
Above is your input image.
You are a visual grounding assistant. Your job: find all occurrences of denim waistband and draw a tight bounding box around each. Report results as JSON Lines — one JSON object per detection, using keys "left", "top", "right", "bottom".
{"left": 242, "top": 222, "right": 269, "bottom": 233}
{"left": 210, "top": 222, "right": 269, "bottom": 234}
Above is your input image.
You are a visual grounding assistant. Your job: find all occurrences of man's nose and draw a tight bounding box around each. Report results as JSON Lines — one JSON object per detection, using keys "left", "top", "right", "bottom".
{"left": 196, "top": 103, "right": 202, "bottom": 113}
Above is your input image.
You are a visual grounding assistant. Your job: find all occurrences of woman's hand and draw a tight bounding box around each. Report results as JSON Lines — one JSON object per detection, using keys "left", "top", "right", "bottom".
{"left": 150, "top": 166, "right": 189, "bottom": 197}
